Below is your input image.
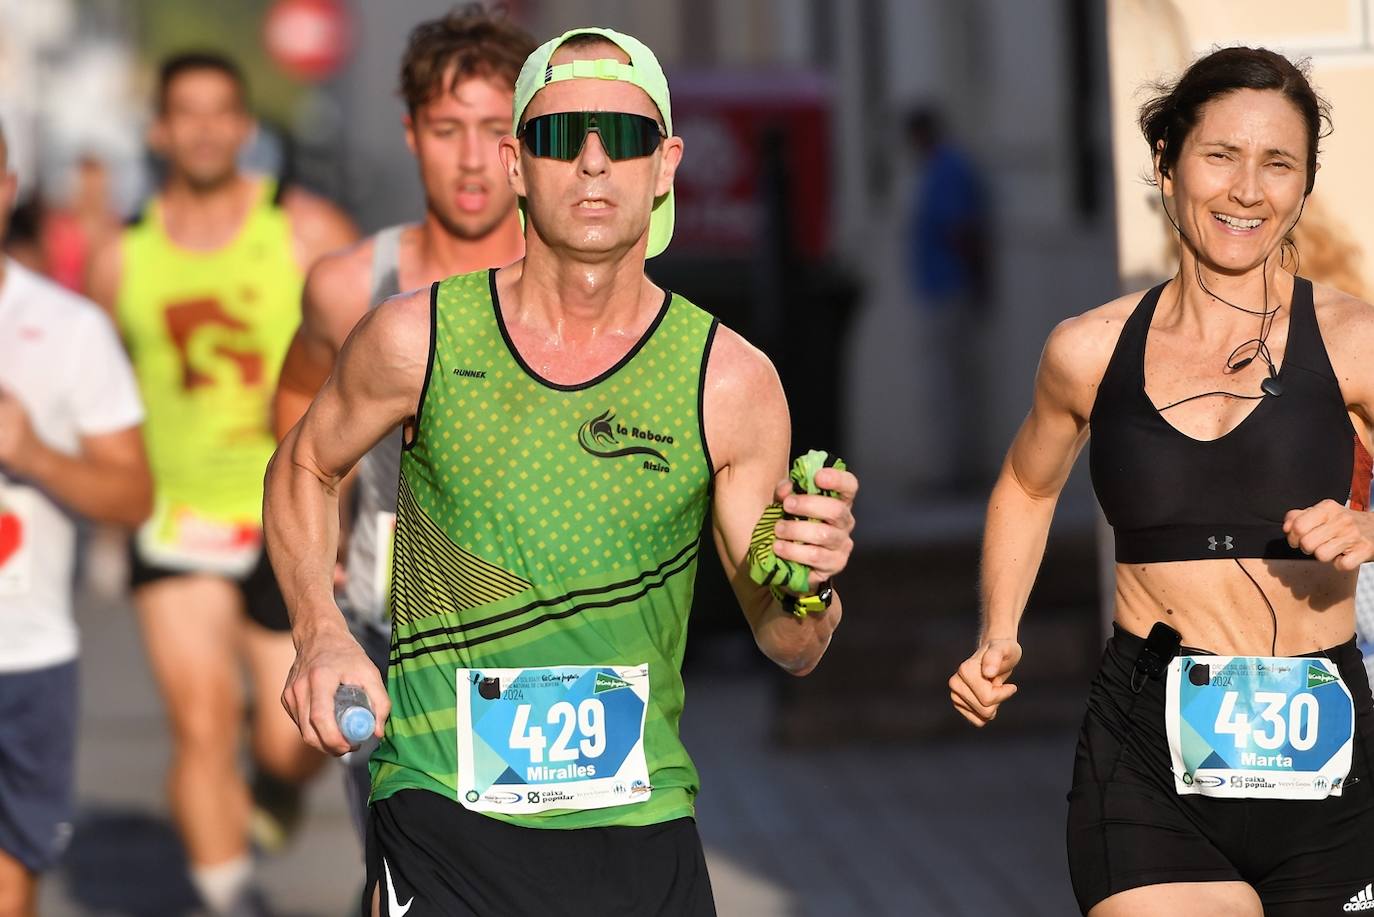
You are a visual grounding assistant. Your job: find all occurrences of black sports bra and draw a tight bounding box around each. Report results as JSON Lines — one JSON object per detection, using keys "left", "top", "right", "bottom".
{"left": 1088, "top": 278, "right": 1368, "bottom": 563}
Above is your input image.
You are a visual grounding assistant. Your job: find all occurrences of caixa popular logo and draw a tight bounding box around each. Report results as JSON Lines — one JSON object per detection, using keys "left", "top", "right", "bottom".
{"left": 577, "top": 409, "right": 673, "bottom": 473}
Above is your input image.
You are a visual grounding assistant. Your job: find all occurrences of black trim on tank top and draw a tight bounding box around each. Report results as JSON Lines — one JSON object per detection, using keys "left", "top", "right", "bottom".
{"left": 698, "top": 319, "right": 720, "bottom": 491}
{"left": 390, "top": 542, "right": 700, "bottom": 661}
{"left": 391, "top": 539, "right": 700, "bottom": 651}
{"left": 487, "top": 267, "right": 674, "bottom": 392}
{"left": 402, "top": 281, "right": 440, "bottom": 453}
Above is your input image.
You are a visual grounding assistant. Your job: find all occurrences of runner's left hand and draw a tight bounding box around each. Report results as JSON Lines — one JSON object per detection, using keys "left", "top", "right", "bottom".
{"left": 771, "top": 467, "right": 859, "bottom": 592}
{"left": 1283, "top": 499, "right": 1374, "bottom": 570}
{"left": 0, "top": 388, "right": 38, "bottom": 477}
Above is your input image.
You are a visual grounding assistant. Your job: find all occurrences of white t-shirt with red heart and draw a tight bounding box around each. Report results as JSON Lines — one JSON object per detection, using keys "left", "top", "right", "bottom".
{"left": 0, "top": 260, "right": 143, "bottom": 672}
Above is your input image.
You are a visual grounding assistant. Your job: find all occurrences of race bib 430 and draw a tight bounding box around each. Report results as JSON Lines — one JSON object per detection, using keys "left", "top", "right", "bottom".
{"left": 1166, "top": 654, "right": 1355, "bottom": 800}
{"left": 455, "top": 664, "right": 652, "bottom": 814}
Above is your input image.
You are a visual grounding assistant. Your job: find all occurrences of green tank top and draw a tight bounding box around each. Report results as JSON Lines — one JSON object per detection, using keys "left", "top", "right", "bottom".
{"left": 116, "top": 178, "right": 303, "bottom": 573}
{"left": 372, "top": 268, "right": 718, "bottom": 829}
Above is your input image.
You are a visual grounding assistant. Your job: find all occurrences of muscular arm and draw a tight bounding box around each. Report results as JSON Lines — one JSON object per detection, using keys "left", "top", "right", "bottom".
{"left": 272, "top": 242, "right": 374, "bottom": 439}
{"left": 979, "top": 321, "right": 1094, "bottom": 642}
{"left": 704, "top": 327, "right": 857, "bottom": 676}
{"left": 263, "top": 287, "right": 429, "bottom": 751}
{"left": 951, "top": 307, "right": 1117, "bottom": 725}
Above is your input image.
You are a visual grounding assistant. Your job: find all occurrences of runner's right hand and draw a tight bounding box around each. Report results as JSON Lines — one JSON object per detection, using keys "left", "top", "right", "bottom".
{"left": 949, "top": 639, "right": 1022, "bottom": 727}
{"left": 282, "top": 619, "right": 390, "bottom": 755}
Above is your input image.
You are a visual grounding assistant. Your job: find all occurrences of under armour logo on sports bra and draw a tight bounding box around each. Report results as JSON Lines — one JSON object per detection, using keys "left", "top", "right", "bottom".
{"left": 1207, "top": 535, "right": 1234, "bottom": 552}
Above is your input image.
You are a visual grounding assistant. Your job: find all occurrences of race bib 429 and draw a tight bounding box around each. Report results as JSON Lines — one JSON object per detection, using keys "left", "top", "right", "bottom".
{"left": 454, "top": 664, "right": 652, "bottom": 814}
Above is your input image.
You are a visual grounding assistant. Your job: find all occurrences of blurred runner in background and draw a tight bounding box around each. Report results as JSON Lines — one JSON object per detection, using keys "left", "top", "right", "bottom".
{"left": 0, "top": 121, "right": 152, "bottom": 917}
{"left": 88, "top": 52, "right": 356, "bottom": 916}
{"left": 271, "top": 4, "right": 532, "bottom": 845}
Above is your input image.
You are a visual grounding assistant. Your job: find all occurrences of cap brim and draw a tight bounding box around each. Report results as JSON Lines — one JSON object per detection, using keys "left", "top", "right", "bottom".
{"left": 646, "top": 187, "right": 673, "bottom": 259}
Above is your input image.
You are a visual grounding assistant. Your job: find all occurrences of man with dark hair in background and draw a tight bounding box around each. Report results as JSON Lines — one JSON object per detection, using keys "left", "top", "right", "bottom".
{"left": 272, "top": 3, "right": 534, "bottom": 843}
{"left": 0, "top": 121, "right": 152, "bottom": 917}
{"left": 87, "top": 51, "right": 356, "bottom": 916}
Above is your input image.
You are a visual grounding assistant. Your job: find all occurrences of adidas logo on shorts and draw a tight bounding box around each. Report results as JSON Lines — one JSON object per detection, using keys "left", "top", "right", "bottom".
{"left": 1346, "top": 883, "right": 1374, "bottom": 911}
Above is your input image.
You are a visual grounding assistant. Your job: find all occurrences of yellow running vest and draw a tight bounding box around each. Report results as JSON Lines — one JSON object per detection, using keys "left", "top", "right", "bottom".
{"left": 116, "top": 178, "right": 303, "bottom": 574}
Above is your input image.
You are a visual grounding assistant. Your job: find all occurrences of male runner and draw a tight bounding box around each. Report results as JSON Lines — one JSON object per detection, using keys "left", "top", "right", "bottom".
{"left": 87, "top": 52, "right": 356, "bottom": 915}
{"left": 265, "top": 28, "right": 858, "bottom": 915}
{"left": 0, "top": 123, "right": 151, "bottom": 917}
{"left": 271, "top": 7, "right": 533, "bottom": 838}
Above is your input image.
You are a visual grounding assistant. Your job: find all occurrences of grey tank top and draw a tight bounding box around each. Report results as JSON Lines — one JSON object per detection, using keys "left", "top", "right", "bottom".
{"left": 343, "top": 225, "right": 405, "bottom": 631}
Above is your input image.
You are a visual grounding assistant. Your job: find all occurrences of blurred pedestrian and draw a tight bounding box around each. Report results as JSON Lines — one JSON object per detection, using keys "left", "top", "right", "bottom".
{"left": 42, "top": 154, "right": 120, "bottom": 296}
{"left": 0, "top": 120, "right": 152, "bottom": 917}
{"left": 87, "top": 52, "right": 356, "bottom": 916}
{"left": 904, "top": 105, "right": 990, "bottom": 493}
{"left": 271, "top": 4, "right": 533, "bottom": 845}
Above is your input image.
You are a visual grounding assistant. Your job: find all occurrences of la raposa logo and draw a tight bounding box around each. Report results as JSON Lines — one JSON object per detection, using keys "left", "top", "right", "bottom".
{"left": 577, "top": 410, "right": 672, "bottom": 472}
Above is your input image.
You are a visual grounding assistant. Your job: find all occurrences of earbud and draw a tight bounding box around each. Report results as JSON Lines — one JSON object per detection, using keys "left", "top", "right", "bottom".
{"left": 1261, "top": 374, "right": 1284, "bottom": 397}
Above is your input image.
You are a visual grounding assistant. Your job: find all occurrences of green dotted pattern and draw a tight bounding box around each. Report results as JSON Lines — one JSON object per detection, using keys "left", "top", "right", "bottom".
{"left": 372, "top": 269, "right": 717, "bottom": 830}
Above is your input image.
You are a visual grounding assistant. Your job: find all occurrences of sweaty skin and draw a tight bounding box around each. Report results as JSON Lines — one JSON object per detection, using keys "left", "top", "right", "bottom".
{"left": 951, "top": 89, "right": 1374, "bottom": 731}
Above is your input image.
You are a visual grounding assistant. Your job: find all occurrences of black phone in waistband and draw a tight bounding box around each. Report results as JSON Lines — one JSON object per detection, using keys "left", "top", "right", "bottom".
{"left": 1131, "top": 621, "right": 1182, "bottom": 692}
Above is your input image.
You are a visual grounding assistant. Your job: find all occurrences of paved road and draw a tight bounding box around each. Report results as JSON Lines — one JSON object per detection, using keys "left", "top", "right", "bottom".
{"left": 38, "top": 587, "right": 1080, "bottom": 916}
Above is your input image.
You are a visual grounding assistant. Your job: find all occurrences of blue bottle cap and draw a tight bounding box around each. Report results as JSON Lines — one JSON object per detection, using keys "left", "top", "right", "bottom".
{"left": 340, "top": 706, "right": 376, "bottom": 744}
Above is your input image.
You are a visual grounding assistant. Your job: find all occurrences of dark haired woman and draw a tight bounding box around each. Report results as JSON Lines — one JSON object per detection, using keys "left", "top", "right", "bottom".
{"left": 948, "top": 46, "right": 1374, "bottom": 916}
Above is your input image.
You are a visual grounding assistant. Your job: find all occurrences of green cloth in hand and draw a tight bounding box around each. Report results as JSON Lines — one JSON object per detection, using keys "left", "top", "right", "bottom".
{"left": 746, "top": 450, "right": 847, "bottom": 597}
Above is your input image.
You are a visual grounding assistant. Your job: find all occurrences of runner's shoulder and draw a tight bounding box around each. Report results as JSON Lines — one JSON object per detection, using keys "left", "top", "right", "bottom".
{"left": 279, "top": 183, "right": 351, "bottom": 226}
{"left": 704, "top": 323, "right": 782, "bottom": 404}
{"left": 702, "top": 322, "right": 787, "bottom": 457}
{"left": 1040, "top": 290, "right": 1141, "bottom": 396}
{"left": 1311, "top": 278, "right": 1374, "bottom": 343}
{"left": 1309, "top": 279, "right": 1374, "bottom": 398}
{"left": 279, "top": 184, "right": 358, "bottom": 261}
{"left": 301, "top": 234, "right": 379, "bottom": 330}
{"left": 349, "top": 285, "right": 433, "bottom": 360}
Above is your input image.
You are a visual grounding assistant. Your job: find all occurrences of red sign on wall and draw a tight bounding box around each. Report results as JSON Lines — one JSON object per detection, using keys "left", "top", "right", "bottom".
{"left": 264, "top": 0, "right": 353, "bottom": 83}
{"left": 669, "top": 70, "right": 832, "bottom": 260}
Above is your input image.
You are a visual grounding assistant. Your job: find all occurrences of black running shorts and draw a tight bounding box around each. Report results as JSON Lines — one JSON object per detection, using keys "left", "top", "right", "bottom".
{"left": 363, "top": 789, "right": 717, "bottom": 916}
{"left": 130, "top": 546, "right": 291, "bottom": 632}
{"left": 1067, "top": 624, "right": 1374, "bottom": 915}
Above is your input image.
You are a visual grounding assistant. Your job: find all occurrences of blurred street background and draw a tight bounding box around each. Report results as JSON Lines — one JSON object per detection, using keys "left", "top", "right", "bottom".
{"left": 6, "top": 0, "right": 1374, "bottom": 914}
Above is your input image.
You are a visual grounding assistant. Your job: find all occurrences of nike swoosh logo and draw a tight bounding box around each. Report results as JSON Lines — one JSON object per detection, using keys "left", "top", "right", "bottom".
{"left": 383, "top": 857, "right": 414, "bottom": 917}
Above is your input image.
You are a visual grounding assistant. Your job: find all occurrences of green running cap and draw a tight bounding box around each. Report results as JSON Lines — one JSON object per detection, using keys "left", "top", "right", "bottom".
{"left": 513, "top": 27, "right": 674, "bottom": 258}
